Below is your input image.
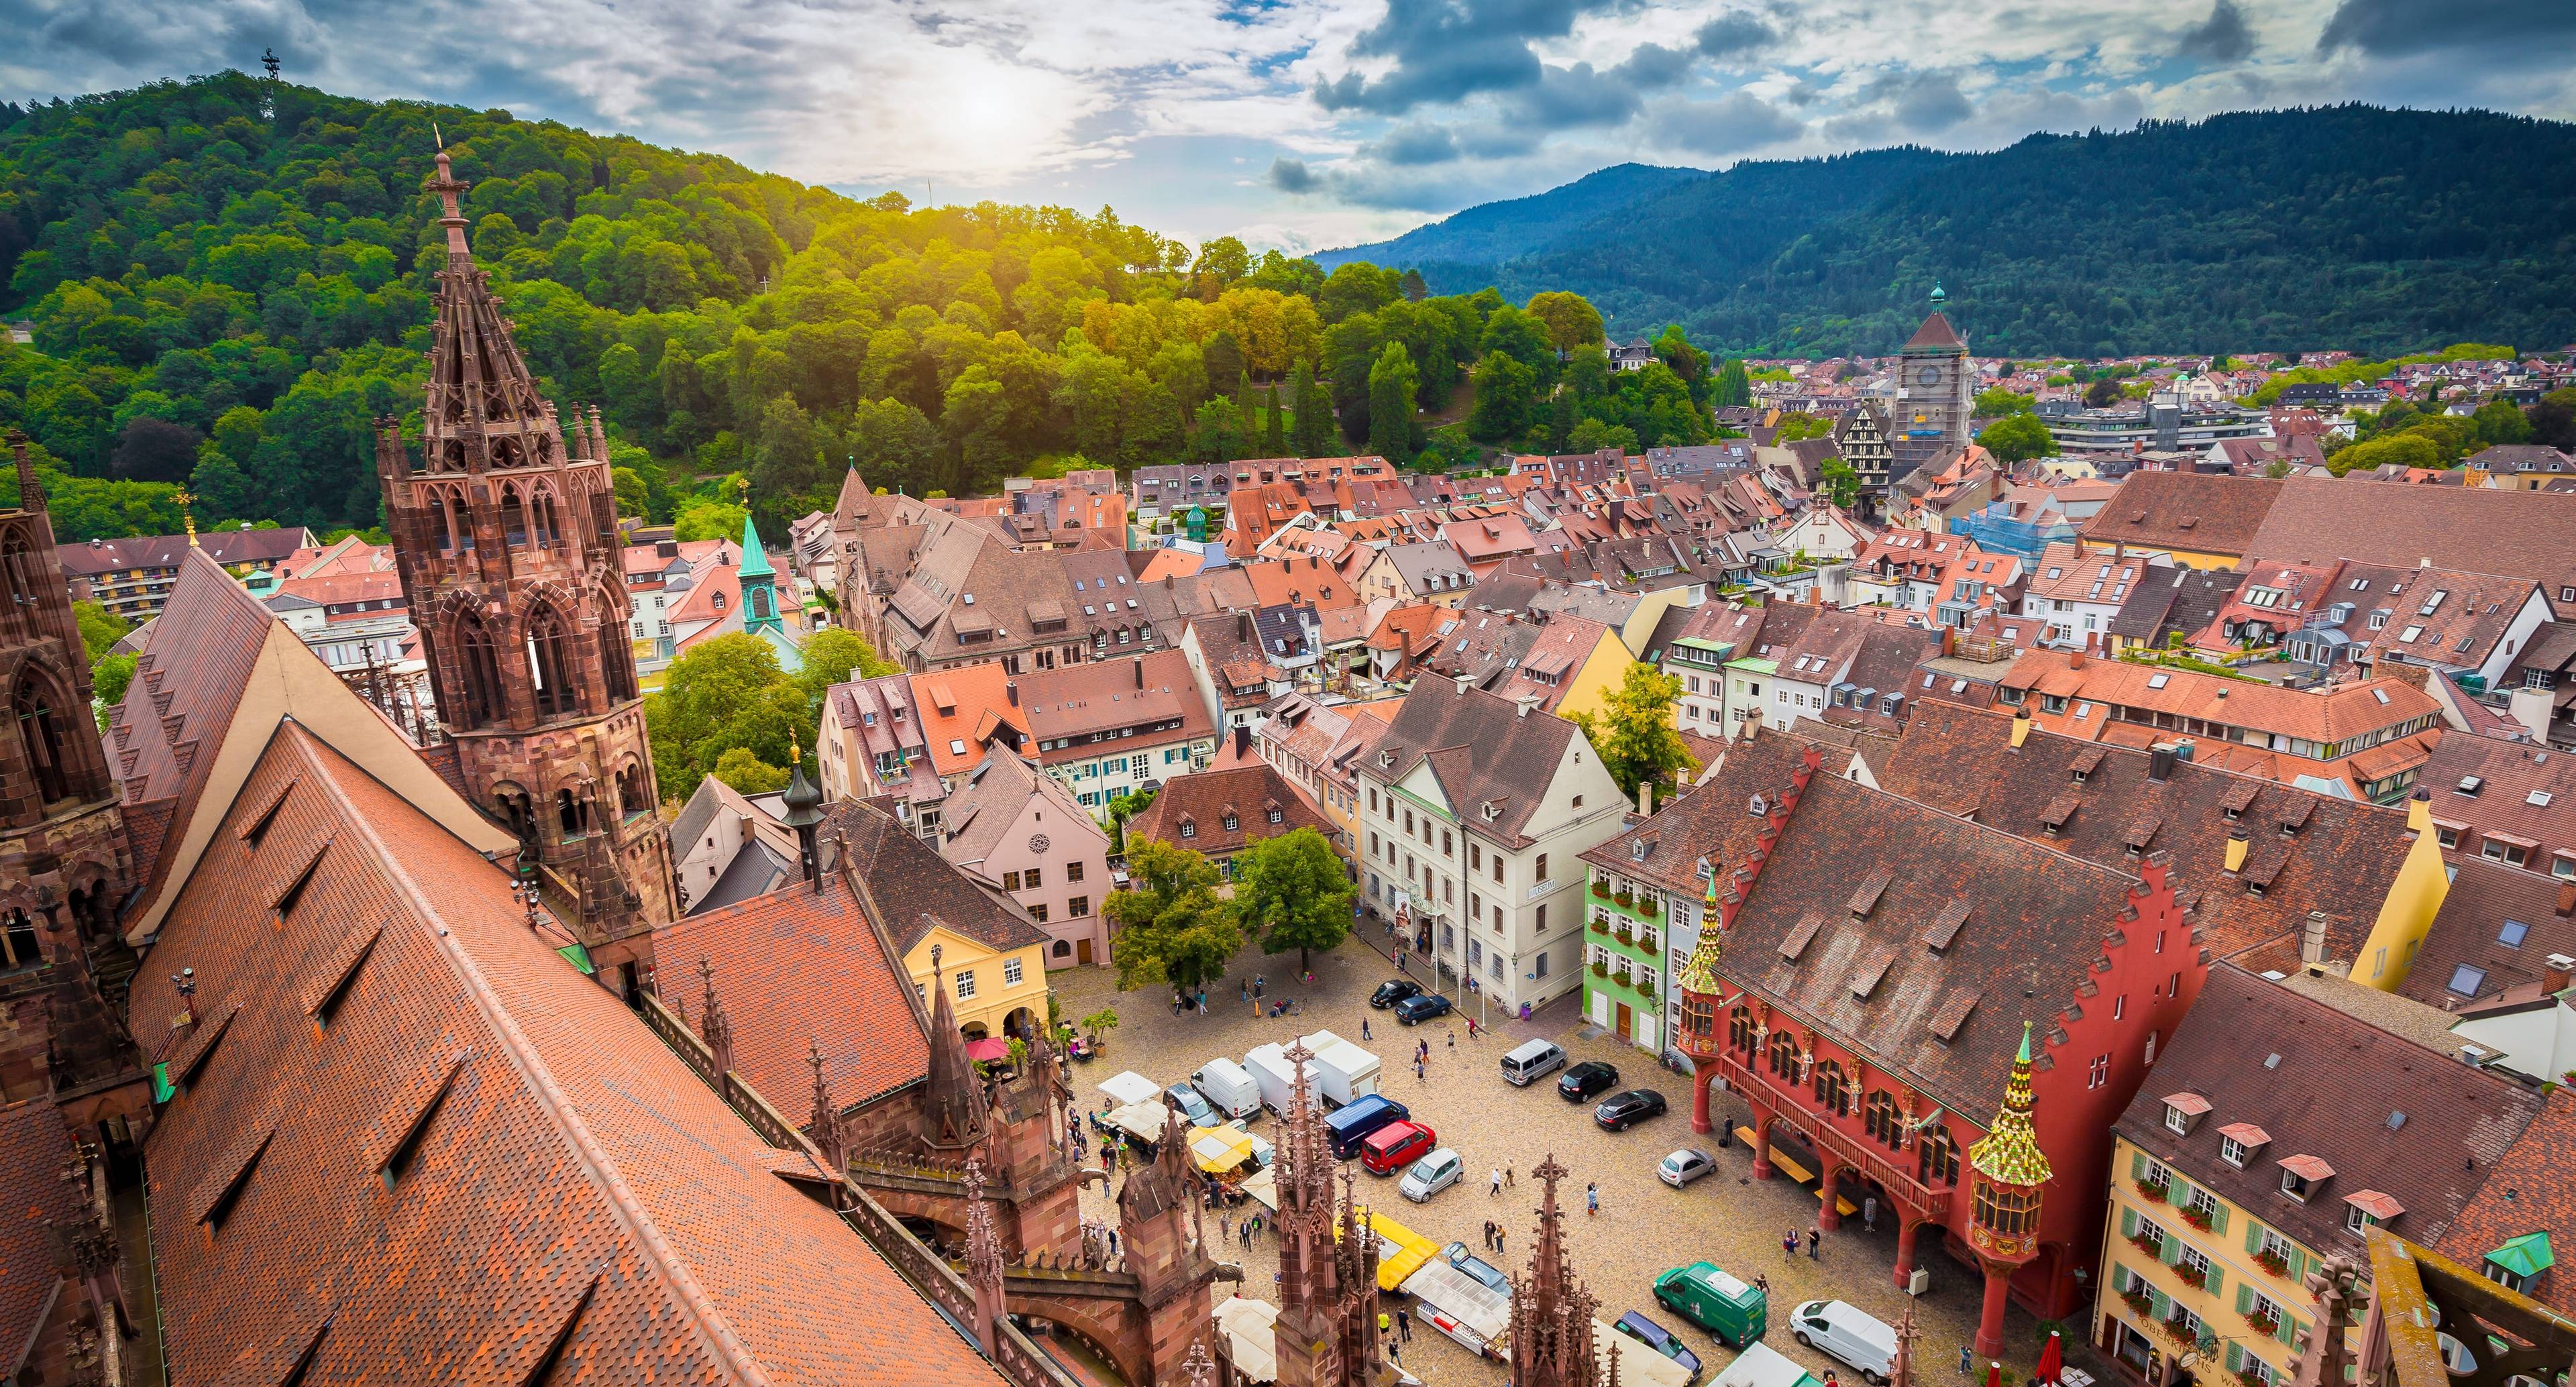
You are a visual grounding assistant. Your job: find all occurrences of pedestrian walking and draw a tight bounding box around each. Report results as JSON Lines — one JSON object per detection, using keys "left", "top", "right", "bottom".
{"left": 1361, "top": 1018, "right": 1372, "bottom": 1041}
{"left": 1397, "top": 1307, "right": 1412, "bottom": 1342}
{"left": 1491, "top": 1168, "right": 1504, "bottom": 1197}
{"left": 1807, "top": 1225, "right": 1821, "bottom": 1260}
{"left": 1495, "top": 1229, "right": 1505, "bottom": 1259}
{"left": 1958, "top": 1347, "right": 1973, "bottom": 1376}
{"left": 1107, "top": 1228, "right": 1120, "bottom": 1256}
{"left": 1783, "top": 1227, "right": 1799, "bottom": 1260}
{"left": 1586, "top": 1182, "right": 1599, "bottom": 1217}
{"left": 1506, "top": 1165, "right": 1515, "bottom": 1188}
{"left": 1864, "top": 1195, "right": 1878, "bottom": 1232}
{"left": 1255, "top": 975, "right": 1267, "bottom": 998}
{"left": 1754, "top": 1274, "right": 1770, "bottom": 1296}
{"left": 1824, "top": 1372, "right": 1839, "bottom": 1387}
{"left": 1446, "top": 1030, "right": 1455, "bottom": 1049}
{"left": 1378, "top": 1311, "right": 1389, "bottom": 1341}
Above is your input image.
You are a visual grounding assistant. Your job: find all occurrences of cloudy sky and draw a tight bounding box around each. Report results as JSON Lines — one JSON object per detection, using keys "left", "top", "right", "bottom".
{"left": 3, "top": 0, "right": 2570, "bottom": 252}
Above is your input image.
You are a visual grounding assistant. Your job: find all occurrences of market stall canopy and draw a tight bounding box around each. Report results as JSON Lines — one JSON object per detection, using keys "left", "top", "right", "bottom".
{"left": 1241, "top": 1166, "right": 1277, "bottom": 1211}
{"left": 965, "top": 1037, "right": 1010, "bottom": 1062}
{"left": 1189, "top": 1125, "right": 1260, "bottom": 1176}
{"left": 1097, "top": 1070, "right": 1161, "bottom": 1107}
{"left": 1107, "top": 1101, "right": 1173, "bottom": 1144}
{"left": 1214, "top": 1296, "right": 1279, "bottom": 1383}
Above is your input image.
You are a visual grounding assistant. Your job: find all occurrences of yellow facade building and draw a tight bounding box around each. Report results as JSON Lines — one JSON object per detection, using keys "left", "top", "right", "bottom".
{"left": 2100, "top": 966, "right": 2557, "bottom": 1387}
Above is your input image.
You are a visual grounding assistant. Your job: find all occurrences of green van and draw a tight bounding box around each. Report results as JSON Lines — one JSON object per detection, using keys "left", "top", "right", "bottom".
{"left": 1653, "top": 1262, "right": 1768, "bottom": 1348}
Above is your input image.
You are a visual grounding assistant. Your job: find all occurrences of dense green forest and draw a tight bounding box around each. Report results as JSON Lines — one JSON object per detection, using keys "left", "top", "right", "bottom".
{"left": 1345, "top": 107, "right": 2576, "bottom": 358}
{"left": 0, "top": 74, "right": 1725, "bottom": 537}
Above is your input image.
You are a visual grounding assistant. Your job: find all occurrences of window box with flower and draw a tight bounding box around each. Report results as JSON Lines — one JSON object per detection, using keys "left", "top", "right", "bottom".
{"left": 2237, "top": 1369, "right": 2271, "bottom": 1387}
{"left": 2161, "top": 1317, "right": 2198, "bottom": 1348}
{"left": 2243, "top": 1305, "right": 2282, "bottom": 1337}
{"left": 2253, "top": 1247, "right": 2290, "bottom": 1280}
{"left": 1593, "top": 918, "right": 1613, "bottom": 936}
{"left": 2174, "top": 1261, "right": 2208, "bottom": 1290}
{"left": 1591, "top": 961, "right": 1610, "bottom": 979}
{"left": 1637, "top": 896, "right": 1661, "bottom": 919}
{"left": 2178, "top": 1203, "right": 2214, "bottom": 1231}
{"left": 2119, "top": 1286, "right": 2154, "bottom": 1319}
{"left": 2128, "top": 1229, "right": 2165, "bottom": 1258}
{"left": 1614, "top": 890, "right": 1635, "bottom": 909}
{"left": 2134, "top": 1176, "right": 2170, "bottom": 1203}
{"left": 1593, "top": 877, "right": 1613, "bottom": 899}
{"left": 1615, "top": 926, "right": 1637, "bottom": 947}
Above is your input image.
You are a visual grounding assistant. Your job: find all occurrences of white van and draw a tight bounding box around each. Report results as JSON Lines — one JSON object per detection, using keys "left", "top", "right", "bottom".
{"left": 1191, "top": 1058, "right": 1263, "bottom": 1120}
{"left": 1501, "top": 1039, "right": 1568, "bottom": 1086}
{"left": 1790, "top": 1300, "right": 1896, "bottom": 1385}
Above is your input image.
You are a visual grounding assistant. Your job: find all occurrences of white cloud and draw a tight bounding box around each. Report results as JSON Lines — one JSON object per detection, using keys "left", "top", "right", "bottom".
{"left": 3, "top": 0, "right": 2570, "bottom": 247}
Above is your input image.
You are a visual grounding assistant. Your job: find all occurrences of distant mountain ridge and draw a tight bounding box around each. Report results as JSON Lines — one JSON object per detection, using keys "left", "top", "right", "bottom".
{"left": 1313, "top": 162, "right": 1703, "bottom": 272}
{"left": 1316, "top": 107, "right": 2576, "bottom": 357}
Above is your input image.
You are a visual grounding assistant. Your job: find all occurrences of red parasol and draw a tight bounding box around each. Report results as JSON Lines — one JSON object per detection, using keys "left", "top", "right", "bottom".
{"left": 2035, "top": 1331, "right": 2063, "bottom": 1387}
{"left": 1986, "top": 1361, "right": 2006, "bottom": 1387}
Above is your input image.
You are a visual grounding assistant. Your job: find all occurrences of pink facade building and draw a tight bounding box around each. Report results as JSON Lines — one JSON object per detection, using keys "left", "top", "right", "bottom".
{"left": 935, "top": 747, "right": 1116, "bottom": 969}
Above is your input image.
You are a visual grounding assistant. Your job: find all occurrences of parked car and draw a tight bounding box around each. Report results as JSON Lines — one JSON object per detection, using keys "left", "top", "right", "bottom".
{"left": 1595, "top": 1089, "right": 1669, "bottom": 1131}
{"left": 1370, "top": 978, "right": 1425, "bottom": 1009}
{"left": 1399, "top": 1147, "right": 1464, "bottom": 1201}
{"left": 1362, "top": 1120, "right": 1438, "bottom": 1175}
{"left": 1658, "top": 1148, "right": 1717, "bottom": 1188}
{"left": 1165, "top": 1084, "right": 1217, "bottom": 1128}
{"left": 1394, "top": 993, "right": 1454, "bottom": 1025}
{"left": 1654, "top": 1262, "right": 1768, "bottom": 1348}
{"left": 1324, "top": 1095, "right": 1411, "bottom": 1160}
{"left": 1613, "top": 1311, "right": 1705, "bottom": 1384}
{"left": 1501, "top": 1038, "right": 1568, "bottom": 1085}
{"left": 1442, "top": 1242, "right": 1511, "bottom": 1295}
{"left": 1791, "top": 1300, "right": 1897, "bottom": 1384}
{"left": 1558, "top": 1060, "right": 1620, "bottom": 1102}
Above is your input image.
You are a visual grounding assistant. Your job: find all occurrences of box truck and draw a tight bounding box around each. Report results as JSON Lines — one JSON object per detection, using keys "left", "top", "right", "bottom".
{"left": 1243, "top": 1042, "right": 1324, "bottom": 1116}
{"left": 1297, "top": 1029, "right": 1383, "bottom": 1107}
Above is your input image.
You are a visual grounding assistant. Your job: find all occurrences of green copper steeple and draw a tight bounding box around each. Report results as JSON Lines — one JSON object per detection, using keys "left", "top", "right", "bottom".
{"left": 737, "top": 509, "right": 783, "bottom": 634}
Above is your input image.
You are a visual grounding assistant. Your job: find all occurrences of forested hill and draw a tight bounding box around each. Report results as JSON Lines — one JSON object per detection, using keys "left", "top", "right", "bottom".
{"left": 1313, "top": 162, "right": 1703, "bottom": 273}
{"left": 1340, "top": 107, "right": 2576, "bottom": 358}
{"left": 1, "top": 75, "right": 1727, "bottom": 539}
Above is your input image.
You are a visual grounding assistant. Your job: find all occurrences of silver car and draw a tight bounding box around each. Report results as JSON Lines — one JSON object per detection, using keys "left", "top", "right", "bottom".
{"left": 1658, "top": 1148, "right": 1717, "bottom": 1188}
{"left": 1399, "top": 1147, "right": 1464, "bottom": 1202}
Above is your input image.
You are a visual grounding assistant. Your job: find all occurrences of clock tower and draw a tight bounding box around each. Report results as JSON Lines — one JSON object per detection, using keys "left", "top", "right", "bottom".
{"left": 1890, "top": 282, "right": 1972, "bottom": 490}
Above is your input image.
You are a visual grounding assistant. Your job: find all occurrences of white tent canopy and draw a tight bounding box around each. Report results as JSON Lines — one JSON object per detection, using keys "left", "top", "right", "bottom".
{"left": 1097, "top": 1070, "right": 1161, "bottom": 1107}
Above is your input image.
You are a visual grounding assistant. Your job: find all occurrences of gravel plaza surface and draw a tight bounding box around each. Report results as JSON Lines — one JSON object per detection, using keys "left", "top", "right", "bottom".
{"left": 1052, "top": 928, "right": 2092, "bottom": 1386}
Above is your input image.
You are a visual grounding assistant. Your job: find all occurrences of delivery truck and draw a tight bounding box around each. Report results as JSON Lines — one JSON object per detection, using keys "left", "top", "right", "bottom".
{"left": 1244, "top": 1042, "right": 1325, "bottom": 1116}
{"left": 1190, "top": 1057, "right": 1263, "bottom": 1119}
{"left": 1401, "top": 1256, "right": 1513, "bottom": 1359}
{"left": 1297, "top": 1029, "right": 1383, "bottom": 1107}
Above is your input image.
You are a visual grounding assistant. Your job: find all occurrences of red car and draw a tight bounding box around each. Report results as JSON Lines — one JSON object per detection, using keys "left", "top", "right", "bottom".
{"left": 1360, "top": 1120, "right": 1438, "bottom": 1175}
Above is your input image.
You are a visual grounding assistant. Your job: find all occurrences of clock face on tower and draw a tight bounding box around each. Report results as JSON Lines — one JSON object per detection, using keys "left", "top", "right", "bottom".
{"left": 1916, "top": 366, "right": 1941, "bottom": 387}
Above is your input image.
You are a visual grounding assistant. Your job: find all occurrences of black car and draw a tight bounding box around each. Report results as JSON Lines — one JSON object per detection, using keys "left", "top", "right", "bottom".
{"left": 1393, "top": 993, "right": 1454, "bottom": 1025}
{"left": 1595, "top": 1089, "right": 1670, "bottom": 1131}
{"left": 1370, "top": 979, "right": 1425, "bottom": 1009}
{"left": 1558, "top": 1060, "right": 1620, "bottom": 1102}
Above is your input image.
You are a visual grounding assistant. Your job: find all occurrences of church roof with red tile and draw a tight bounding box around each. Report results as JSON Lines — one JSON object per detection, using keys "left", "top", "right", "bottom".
{"left": 0, "top": 1101, "right": 85, "bottom": 1374}
{"left": 652, "top": 867, "right": 935, "bottom": 1114}
{"left": 126, "top": 724, "right": 1000, "bottom": 1386}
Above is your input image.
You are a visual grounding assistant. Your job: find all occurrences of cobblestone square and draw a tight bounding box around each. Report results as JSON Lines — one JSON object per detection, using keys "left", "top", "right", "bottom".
{"left": 1051, "top": 932, "right": 2081, "bottom": 1385}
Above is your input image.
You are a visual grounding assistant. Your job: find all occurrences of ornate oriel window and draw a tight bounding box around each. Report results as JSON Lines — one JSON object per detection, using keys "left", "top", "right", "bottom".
{"left": 1919, "top": 1125, "right": 1960, "bottom": 1185}
{"left": 1974, "top": 1180, "right": 2039, "bottom": 1237}
{"left": 1682, "top": 995, "right": 1715, "bottom": 1044}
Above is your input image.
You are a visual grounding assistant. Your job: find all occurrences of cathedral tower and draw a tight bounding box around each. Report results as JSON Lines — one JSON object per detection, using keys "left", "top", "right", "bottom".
{"left": 375, "top": 150, "right": 677, "bottom": 990}
{"left": 2, "top": 433, "right": 139, "bottom": 1105}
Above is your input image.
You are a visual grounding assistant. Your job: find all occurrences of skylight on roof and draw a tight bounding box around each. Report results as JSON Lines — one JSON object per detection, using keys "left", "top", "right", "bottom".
{"left": 2373, "top": 687, "right": 2392, "bottom": 704}
{"left": 2147, "top": 674, "right": 2170, "bottom": 689}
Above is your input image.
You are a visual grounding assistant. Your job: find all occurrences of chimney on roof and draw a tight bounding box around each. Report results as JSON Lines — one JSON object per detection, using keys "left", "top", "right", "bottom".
{"left": 1454, "top": 675, "right": 1472, "bottom": 697}
{"left": 1238, "top": 611, "right": 1252, "bottom": 642}
{"left": 2224, "top": 824, "right": 2252, "bottom": 874}
{"left": 1133, "top": 657, "right": 1145, "bottom": 689}
{"left": 1006, "top": 681, "right": 1018, "bottom": 706}
{"left": 2068, "top": 647, "right": 2086, "bottom": 670}
{"left": 2557, "top": 881, "right": 2576, "bottom": 920}
{"left": 1234, "top": 725, "right": 1252, "bottom": 759}
{"left": 2544, "top": 953, "right": 2574, "bottom": 995}
{"left": 2148, "top": 744, "right": 2178, "bottom": 782}
{"left": 1638, "top": 782, "right": 1654, "bottom": 816}
{"left": 2300, "top": 911, "right": 2330, "bottom": 967}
